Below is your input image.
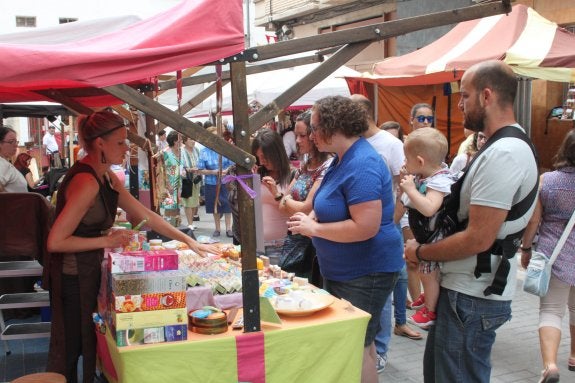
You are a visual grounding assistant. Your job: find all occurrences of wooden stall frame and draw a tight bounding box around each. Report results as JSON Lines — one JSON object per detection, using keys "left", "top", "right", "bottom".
{"left": 33, "top": 0, "right": 511, "bottom": 332}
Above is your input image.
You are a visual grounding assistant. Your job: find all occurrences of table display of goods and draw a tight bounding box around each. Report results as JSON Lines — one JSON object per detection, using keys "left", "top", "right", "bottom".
{"left": 96, "top": 226, "right": 338, "bottom": 351}
{"left": 178, "top": 248, "right": 243, "bottom": 295}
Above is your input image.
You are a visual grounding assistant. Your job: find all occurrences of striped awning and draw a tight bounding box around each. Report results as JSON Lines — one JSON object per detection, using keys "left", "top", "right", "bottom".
{"left": 366, "top": 4, "right": 575, "bottom": 86}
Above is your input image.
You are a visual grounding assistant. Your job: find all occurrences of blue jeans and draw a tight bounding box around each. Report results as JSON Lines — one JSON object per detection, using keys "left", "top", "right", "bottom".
{"left": 375, "top": 223, "right": 407, "bottom": 356}
{"left": 375, "top": 264, "right": 407, "bottom": 356}
{"left": 423, "top": 288, "right": 512, "bottom": 383}
{"left": 325, "top": 271, "right": 398, "bottom": 347}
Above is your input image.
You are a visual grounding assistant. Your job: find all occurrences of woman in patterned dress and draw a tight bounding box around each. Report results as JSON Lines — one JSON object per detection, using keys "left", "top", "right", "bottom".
{"left": 161, "top": 131, "right": 182, "bottom": 226}
{"left": 521, "top": 129, "right": 575, "bottom": 383}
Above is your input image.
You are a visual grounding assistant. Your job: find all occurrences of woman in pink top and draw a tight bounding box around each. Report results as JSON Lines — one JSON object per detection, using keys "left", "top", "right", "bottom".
{"left": 521, "top": 129, "right": 575, "bottom": 383}
{"left": 252, "top": 129, "right": 293, "bottom": 264}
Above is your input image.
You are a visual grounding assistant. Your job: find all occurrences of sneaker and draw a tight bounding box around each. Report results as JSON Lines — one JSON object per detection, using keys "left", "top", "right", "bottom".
{"left": 376, "top": 353, "right": 388, "bottom": 373}
{"left": 408, "top": 307, "right": 436, "bottom": 328}
{"left": 188, "top": 225, "right": 197, "bottom": 231}
{"left": 410, "top": 293, "right": 425, "bottom": 310}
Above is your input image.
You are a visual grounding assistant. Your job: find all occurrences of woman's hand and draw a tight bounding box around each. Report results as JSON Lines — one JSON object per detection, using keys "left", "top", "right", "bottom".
{"left": 186, "top": 240, "right": 222, "bottom": 257}
{"left": 105, "top": 229, "right": 134, "bottom": 249}
{"left": 287, "top": 212, "right": 316, "bottom": 237}
{"left": 261, "top": 176, "right": 278, "bottom": 195}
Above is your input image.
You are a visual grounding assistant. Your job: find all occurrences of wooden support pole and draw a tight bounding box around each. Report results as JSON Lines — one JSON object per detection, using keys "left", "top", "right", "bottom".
{"left": 248, "top": 41, "right": 370, "bottom": 134}
{"left": 159, "top": 54, "right": 323, "bottom": 91}
{"left": 179, "top": 79, "right": 231, "bottom": 117}
{"left": 232, "top": 1, "right": 512, "bottom": 63}
{"left": 231, "top": 61, "right": 260, "bottom": 333}
{"left": 103, "top": 84, "right": 255, "bottom": 171}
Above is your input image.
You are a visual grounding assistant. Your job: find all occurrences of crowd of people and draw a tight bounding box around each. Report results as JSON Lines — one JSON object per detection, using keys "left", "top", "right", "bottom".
{"left": 1, "top": 60, "right": 574, "bottom": 383}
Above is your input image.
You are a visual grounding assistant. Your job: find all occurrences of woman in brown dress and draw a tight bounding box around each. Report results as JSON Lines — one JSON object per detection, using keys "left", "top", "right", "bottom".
{"left": 45, "top": 111, "right": 221, "bottom": 383}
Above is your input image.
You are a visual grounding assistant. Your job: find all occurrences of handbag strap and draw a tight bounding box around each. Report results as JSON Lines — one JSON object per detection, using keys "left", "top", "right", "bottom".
{"left": 547, "top": 208, "right": 575, "bottom": 265}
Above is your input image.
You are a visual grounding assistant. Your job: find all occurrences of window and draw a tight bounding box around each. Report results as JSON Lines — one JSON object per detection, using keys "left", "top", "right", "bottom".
{"left": 59, "top": 17, "right": 78, "bottom": 24}
{"left": 16, "top": 16, "right": 36, "bottom": 28}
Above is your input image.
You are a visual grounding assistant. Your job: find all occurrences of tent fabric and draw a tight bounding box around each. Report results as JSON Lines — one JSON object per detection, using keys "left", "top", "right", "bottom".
{"left": 0, "top": 0, "right": 245, "bottom": 107}
{"left": 361, "top": 4, "right": 575, "bottom": 86}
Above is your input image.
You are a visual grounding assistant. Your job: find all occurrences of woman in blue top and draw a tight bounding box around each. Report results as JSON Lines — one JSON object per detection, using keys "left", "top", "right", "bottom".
{"left": 288, "top": 96, "right": 403, "bottom": 383}
{"left": 197, "top": 127, "right": 234, "bottom": 237}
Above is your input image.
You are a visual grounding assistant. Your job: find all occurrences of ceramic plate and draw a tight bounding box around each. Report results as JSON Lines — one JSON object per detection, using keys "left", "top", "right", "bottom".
{"left": 272, "top": 293, "right": 335, "bottom": 317}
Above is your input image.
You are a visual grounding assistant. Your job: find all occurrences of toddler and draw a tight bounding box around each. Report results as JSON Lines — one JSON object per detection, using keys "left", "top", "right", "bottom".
{"left": 397, "top": 127, "right": 457, "bottom": 327}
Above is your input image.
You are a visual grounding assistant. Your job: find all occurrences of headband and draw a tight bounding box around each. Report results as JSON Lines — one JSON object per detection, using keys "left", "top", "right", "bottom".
{"left": 84, "top": 123, "right": 126, "bottom": 140}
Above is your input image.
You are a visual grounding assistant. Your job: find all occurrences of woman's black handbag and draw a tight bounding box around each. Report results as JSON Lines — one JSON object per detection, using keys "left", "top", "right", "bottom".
{"left": 279, "top": 233, "right": 314, "bottom": 274}
{"left": 181, "top": 173, "right": 194, "bottom": 198}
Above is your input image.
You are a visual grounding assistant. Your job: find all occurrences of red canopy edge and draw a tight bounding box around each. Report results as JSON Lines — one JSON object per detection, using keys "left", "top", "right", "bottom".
{"left": 0, "top": 0, "right": 245, "bottom": 107}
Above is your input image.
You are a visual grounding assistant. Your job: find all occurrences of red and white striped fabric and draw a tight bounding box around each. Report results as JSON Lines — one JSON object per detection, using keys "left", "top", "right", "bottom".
{"left": 368, "top": 4, "right": 575, "bottom": 86}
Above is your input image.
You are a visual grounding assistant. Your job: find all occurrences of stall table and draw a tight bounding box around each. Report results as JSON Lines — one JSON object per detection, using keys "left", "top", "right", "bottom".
{"left": 98, "top": 297, "right": 369, "bottom": 383}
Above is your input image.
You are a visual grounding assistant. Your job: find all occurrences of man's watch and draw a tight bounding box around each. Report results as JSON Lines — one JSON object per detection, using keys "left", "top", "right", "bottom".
{"left": 274, "top": 192, "right": 284, "bottom": 201}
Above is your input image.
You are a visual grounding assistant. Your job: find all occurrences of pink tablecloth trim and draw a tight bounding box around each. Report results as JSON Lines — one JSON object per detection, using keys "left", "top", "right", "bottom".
{"left": 236, "top": 332, "right": 266, "bottom": 383}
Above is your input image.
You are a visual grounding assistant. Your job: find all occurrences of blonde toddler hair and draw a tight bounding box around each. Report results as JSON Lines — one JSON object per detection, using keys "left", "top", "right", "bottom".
{"left": 404, "top": 127, "right": 448, "bottom": 166}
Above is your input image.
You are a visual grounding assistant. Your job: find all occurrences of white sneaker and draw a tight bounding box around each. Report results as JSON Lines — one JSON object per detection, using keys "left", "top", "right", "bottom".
{"left": 188, "top": 225, "right": 197, "bottom": 231}
{"left": 376, "top": 353, "right": 388, "bottom": 373}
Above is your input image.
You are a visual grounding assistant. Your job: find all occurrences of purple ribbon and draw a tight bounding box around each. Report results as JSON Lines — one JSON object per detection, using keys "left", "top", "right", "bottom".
{"left": 222, "top": 174, "right": 258, "bottom": 199}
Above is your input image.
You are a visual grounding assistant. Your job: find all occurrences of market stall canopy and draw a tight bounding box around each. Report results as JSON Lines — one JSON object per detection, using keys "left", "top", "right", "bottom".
{"left": 0, "top": 0, "right": 245, "bottom": 107}
{"left": 355, "top": 4, "right": 575, "bottom": 86}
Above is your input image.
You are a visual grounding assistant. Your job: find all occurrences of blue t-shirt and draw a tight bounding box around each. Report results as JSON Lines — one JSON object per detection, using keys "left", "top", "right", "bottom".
{"left": 312, "top": 138, "right": 404, "bottom": 281}
{"left": 197, "top": 147, "right": 234, "bottom": 185}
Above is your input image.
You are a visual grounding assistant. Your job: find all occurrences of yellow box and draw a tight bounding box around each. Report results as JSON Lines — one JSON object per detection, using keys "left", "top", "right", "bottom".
{"left": 111, "top": 308, "right": 187, "bottom": 330}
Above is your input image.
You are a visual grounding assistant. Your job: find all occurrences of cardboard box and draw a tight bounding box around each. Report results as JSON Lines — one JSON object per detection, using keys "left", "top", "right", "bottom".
{"left": 111, "top": 270, "right": 187, "bottom": 295}
{"left": 113, "top": 291, "right": 186, "bottom": 313}
{"left": 109, "top": 250, "right": 179, "bottom": 273}
{"left": 111, "top": 307, "right": 187, "bottom": 330}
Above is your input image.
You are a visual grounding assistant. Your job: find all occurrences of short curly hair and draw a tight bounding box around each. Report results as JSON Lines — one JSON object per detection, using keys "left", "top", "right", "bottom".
{"left": 312, "top": 96, "right": 368, "bottom": 139}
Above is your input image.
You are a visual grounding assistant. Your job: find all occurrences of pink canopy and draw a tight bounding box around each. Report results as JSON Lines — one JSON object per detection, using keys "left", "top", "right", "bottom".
{"left": 0, "top": 0, "right": 245, "bottom": 107}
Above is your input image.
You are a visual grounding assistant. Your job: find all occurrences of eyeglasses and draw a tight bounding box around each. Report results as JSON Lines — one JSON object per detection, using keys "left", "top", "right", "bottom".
{"left": 1, "top": 139, "right": 18, "bottom": 145}
{"left": 415, "top": 115, "right": 434, "bottom": 124}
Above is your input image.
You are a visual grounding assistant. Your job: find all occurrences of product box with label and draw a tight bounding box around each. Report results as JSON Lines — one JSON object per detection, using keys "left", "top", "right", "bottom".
{"left": 113, "top": 324, "right": 188, "bottom": 347}
{"left": 113, "top": 291, "right": 186, "bottom": 313}
{"left": 111, "top": 270, "right": 187, "bottom": 295}
{"left": 111, "top": 307, "right": 187, "bottom": 330}
{"left": 109, "top": 250, "right": 179, "bottom": 274}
